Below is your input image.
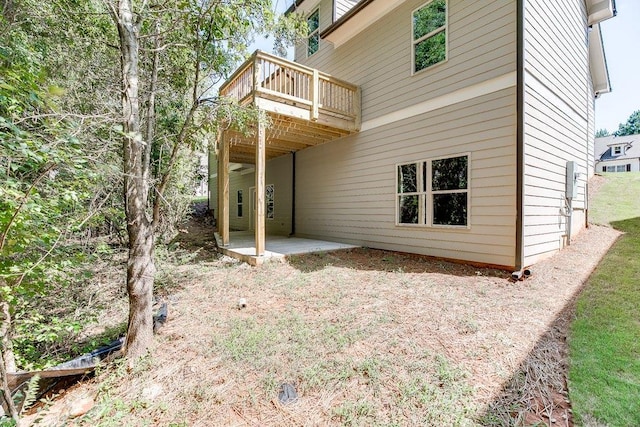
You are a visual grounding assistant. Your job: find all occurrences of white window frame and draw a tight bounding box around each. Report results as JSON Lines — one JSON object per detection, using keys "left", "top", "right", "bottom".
{"left": 307, "top": 9, "right": 320, "bottom": 57}
{"left": 613, "top": 145, "right": 622, "bottom": 155}
{"left": 604, "top": 165, "right": 629, "bottom": 172}
{"left": 395, "top": 153, "right": 470, "bottom": 228}
{"left": 411, "top": 0, "right": 448, "bottom": 75}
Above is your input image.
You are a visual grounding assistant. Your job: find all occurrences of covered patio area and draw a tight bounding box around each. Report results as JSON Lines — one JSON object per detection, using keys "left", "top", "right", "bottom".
{"left": 216, "top": 50, "right": 361, "bottom": 260}
{"left": 214, "top": 231, "right": 358, "bottom": 266}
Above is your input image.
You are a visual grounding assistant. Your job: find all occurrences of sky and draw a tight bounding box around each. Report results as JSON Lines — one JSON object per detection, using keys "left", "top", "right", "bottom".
{"left": 252, "top": 0, "right": 638, "bottom": 132}
{"left": 594, "top": 0, "right": 640, "bottom": 132}
{"left": 251, "top": 0, "right": 295, "bottom": 59}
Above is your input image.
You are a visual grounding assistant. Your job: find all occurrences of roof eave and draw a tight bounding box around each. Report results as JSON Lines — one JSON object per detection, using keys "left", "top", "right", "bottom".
{"left": 319, "top": 0, "right": 405, "bottom": 47}
{"left": 319, "top": 0, "right": 374, "bottom": 39}
{"left": 285, "top": 0, "right": 320, "bottom": 16}
{"left": 586, "top": 0, "right": 617, "bottom": 26}
{"left": 589, "top": 23, "right": 611, "bottom": 98}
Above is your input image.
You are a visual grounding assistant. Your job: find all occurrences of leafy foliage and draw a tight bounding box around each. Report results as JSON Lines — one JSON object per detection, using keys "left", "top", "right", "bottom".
{"left": 0, "top": 10, "right": 108, "bottom": 373}
{"left": 0, "top": 0, "right": 306, "bottom": 379}
{"left": 614, "top": 110, "right": 640, "bottom": 136}
{"left": 595, "top": 128, "right": 610, "bottom": 137}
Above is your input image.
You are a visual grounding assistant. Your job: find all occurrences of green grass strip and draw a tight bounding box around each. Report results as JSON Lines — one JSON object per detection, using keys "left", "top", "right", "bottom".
{"left": 568, "top": 173, "right": 640, "bottom": 426}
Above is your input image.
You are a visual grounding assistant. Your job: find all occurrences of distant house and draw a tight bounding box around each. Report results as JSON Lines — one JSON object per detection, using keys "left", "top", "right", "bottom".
{"left": 209, "top": 0, "right": 615, "bottom": 271}
{"left": 594, "top": 134, "right": 640, "bottom": 173}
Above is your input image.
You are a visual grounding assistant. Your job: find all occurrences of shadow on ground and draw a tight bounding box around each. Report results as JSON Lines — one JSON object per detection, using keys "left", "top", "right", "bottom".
{"left": 478, "top": 222, "right": 630, "bottom": 426}
{"left": 478, "top": 296, "right": 577, "bottom": 426}
{"left": 287, "top": 246, "right": 509, "bottom": 279}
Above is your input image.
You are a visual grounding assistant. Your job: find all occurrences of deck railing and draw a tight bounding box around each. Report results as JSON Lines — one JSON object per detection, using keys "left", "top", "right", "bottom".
{"left": 219, "top": 50, "right": 360, "bottom": 123}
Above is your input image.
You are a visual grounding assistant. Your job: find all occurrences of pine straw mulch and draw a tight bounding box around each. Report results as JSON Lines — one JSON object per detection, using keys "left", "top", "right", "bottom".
{"left": 22, "top": 203, "right": 621, "bottom": 426}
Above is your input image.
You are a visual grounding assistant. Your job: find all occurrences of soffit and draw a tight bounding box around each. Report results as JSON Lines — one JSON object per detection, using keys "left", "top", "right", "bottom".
{"left": 286, "top": 0, "right": 322, "bottom": 16}
{"left": 320, "top": 0, "right": 406, "bottom": 47}
{"left": 586, "top": 0, "right": 616, "bottom": 26}
{"left": 588, "top": 23, "right": 611, "bottom": 97}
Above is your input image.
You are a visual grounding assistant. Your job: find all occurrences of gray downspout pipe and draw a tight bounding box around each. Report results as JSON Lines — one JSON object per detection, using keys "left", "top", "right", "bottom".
{"left": 515, "top": 0, "right": 525, "bottom": 273}
{"left": 290, "top": 152, "right": 296, "bottom": 236}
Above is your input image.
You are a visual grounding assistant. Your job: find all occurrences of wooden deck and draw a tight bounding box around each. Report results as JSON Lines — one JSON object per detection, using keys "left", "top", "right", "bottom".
{"left": 214, "top": 231, "right": 358, "bottom": 266}
{"left": 218, "top": 50, "right": 361, "bottom": 164}
{"left": 217, "top": 51, "right": 361, "bottom": 257}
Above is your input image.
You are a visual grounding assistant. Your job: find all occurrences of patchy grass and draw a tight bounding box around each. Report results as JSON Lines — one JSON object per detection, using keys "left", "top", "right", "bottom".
{"left": 21, "top": 203, "right": 621, "bottom": 426}
{"left": 568, "top": 173, "right": 640, "bottom": 426}
{"left": 191, "top": 196, "right": 208, "bottom": 204}
{"left": 588, "top": 172, "right": 640, "bottom": 226}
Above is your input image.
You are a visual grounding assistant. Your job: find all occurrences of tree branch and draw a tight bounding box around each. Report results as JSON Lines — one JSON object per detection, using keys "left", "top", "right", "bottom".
{"left": 12, "top": 232, "right": 64, "bottom": 290}
{"left": 0, "top": 164, "right": 55, "bottom": 252}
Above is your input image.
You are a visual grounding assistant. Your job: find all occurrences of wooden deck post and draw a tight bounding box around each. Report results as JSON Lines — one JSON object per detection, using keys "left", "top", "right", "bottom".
{"left": 311, "top": 69, "right": 319, "bottom": 121}
{"left": 255, "top": 116, "right": 266, "bottom": 256}
{"left": 218, "top": 132, "right": 229, "bottom": 246}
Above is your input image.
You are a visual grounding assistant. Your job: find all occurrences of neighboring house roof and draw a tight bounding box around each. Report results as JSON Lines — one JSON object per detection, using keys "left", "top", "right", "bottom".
{"left": 595, "top": 134, "right": 640, "bottom": 162}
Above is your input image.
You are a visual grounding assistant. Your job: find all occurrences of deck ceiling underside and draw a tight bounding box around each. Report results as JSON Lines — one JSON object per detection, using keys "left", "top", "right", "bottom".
{"left": 226, "top": 112, "right": 354, "bottom": 164}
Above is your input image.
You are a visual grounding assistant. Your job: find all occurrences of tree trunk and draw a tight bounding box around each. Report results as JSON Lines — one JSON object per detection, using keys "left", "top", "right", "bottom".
{"left": 116, "top": 0, "right": 156, "bottom": 361}
{"left": 0, "top": 301, "right": 16, "bottom": 375}
{"left": 0, "top": 296, "right": 18, "bottom": 423}
{"left": 124, "top": 221, "right": 155, "bottom": 359}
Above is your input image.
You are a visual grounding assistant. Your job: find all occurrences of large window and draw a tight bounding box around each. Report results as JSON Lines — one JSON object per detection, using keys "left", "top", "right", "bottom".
{"left": 412, "top": 0, "right": 447, "bottom": 73}
{"left": 397, "top": 155, "right": 468, "bottom": 227}
{"left": 307, "top": 9, "right": 320, "bottom": 57}
{"left": 603, "top": 164, "right": 631, "bottom": 172}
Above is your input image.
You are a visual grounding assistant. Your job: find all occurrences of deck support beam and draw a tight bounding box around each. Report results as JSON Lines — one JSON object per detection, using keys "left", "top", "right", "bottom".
{"left": 218, "top": 132, "right": 229, "bottom": 246}
{"left": 255, "top": 115, "right": 266, "bottom": 256}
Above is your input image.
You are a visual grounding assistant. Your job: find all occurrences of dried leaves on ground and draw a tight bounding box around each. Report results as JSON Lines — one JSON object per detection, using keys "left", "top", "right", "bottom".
{"left": 23, "top": 212, "right": 620, "bottom": 426}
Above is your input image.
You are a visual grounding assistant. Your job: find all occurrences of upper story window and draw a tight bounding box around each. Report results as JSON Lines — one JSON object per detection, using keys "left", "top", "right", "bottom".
{"left": 612, "top": 145, "right": 623, "bottom": 155}
{"left": 412, "top": 0, "right": 447, "bottom": 73}
{"left": 307, "top": 9, "right": 320, "bottom": 57}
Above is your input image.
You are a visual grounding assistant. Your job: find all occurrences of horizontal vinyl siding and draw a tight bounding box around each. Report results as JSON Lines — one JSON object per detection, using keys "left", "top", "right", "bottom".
{"left": 523, "top": 0, "right": 591, "bottom": 266}
{"left": 210, "top": 155, "right": 294, "bottom": 236}
{"left": 228, "top": 172, "right": 250, "bottom": 231}
{"left": 295, "top": 0, "right": 516, "bottom": 123}
{"left": 296, "top": 87, "right": 517, "bottom": 268}
{"left": 295, "top": 0, "right": 333, "bottom": 63}
{"left": 265, "top": 155, "right": 294, "bottom": 236}
{"left": 524, "top": 0, "right": 588, "bottom": 119}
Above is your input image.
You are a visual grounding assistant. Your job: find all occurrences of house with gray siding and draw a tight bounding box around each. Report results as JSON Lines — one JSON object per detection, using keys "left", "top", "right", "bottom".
{"left": 209, "top": 0, "right": 615, "bottom": 271}
{"left": 594, "top": 134, "right": 640, "bottom": 173}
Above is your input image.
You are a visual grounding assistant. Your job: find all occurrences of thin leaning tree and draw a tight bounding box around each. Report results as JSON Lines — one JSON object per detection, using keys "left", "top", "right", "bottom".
{"left": 105, "top": 0, "right": 304, "bottom": 361}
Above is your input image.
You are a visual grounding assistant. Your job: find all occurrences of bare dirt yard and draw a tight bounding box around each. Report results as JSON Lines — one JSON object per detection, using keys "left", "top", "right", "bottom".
{"left": 23, "top": 194, "right": 621, "bottom": 426}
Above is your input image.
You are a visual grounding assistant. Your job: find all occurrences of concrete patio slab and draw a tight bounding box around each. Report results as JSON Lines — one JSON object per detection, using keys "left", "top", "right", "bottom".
{"left": 214, "top": 231, "right": 358, "bottom": 265}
